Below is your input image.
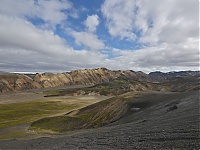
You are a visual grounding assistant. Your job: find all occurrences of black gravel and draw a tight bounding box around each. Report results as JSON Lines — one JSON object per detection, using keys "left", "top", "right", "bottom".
{"left": 0, "top": 91, "right": 199, "bottom": 150}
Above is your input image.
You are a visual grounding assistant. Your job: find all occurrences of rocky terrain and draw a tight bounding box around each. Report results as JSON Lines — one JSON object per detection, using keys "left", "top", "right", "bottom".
{"left": 0, "top": 90, "right": 199, "bottom": 149}
{"left": 0, "top": 72, "right": 41, "bottom": 93}
{"left": 0, "top": 68, "right": 199, "bottom": 93}
{"left": 0, "top": 68, "right": 199, "bottom": 149}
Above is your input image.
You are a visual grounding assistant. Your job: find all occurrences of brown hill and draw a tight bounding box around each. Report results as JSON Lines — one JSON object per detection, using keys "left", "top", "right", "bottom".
{"left": 0, "top": 68, "right": 140, "bottom": 93}
{"left": 0, "top": 72, "right": 41, "bottom": 93}
{"left": 33, "top": 68, "right": 144, "bottom": 88}
{"left": 0, "top": 68, "right": 199, "bottom": 93}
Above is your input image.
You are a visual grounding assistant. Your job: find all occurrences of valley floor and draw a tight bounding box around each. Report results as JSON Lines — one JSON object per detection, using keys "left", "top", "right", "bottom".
{"left": 0, "top": 85, "right": 92, "bottom": 104}
{"left": 0, "top": 90, "right": 199, "bottom": 149}
{"left": 0, "top": 85, "right": 111, "bottom": 140}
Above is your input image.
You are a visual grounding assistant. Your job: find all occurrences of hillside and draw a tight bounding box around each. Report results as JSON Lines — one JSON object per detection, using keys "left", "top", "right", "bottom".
{"left": 31, "top": 91, "right": 176, "bottom": 132}
{"left": 0, "top": 69, "right": 199, "bottom": 149}
{"left": 0, "top": 72, "right": 41, "bottom": 93}
{"left": 0, "top": 68, "right": 199, "bottom": 93}
{"left": 30, "top": 75, "right": 199, "bottom": 133}
{"left": 1, "top": 90, "right": 198, "bottom": 149}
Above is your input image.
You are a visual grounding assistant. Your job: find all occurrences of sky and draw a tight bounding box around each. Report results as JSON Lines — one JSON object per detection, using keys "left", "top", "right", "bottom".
{"left": 0, "top": 0, "right": 199, "bottom": 73}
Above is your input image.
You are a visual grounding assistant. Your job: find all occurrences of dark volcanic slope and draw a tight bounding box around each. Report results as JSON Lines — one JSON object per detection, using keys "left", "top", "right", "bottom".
{"left": 0, "top": 91, "right": 199, "bottom": 149}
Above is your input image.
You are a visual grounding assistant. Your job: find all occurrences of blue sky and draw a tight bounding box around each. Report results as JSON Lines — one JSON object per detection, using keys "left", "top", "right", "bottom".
{"left": 0, "top": 0, "right": 198, "bottom": 73}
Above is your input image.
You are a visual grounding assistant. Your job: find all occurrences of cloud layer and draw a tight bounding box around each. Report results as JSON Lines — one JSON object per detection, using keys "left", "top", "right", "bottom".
{"left": 69, "top": 14, "right": 104, "bottom": 50}
{"left": 0, "top": 14, "right": 105, "bottom": 72}
{"left": 0, "top": 0, "right": 198, "bottom": 73}
{"left": 101, "top": 0, "right": 199, "bottom": 72}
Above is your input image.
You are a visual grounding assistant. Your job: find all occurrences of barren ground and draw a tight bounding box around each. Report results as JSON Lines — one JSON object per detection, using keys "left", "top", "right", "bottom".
{"left": 0, "top": 85, "right": 92, "bottom": 104}
{"left": 0, "top": 90, "right": 199, "bottom": 149}
{"left": 0, "top": 85, "right": 111, "bottom": 140}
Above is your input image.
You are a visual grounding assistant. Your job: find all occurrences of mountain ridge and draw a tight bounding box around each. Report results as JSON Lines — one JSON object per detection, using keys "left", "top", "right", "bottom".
{"left": 0, "top": 68, "right": 199, "bottom": 93}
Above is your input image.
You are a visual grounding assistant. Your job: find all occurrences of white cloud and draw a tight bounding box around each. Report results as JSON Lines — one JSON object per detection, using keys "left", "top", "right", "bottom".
{"left": 69, "top": 14, "right": 104, "bottom": 50}
{"left": 0, "top": 0, "right": 34, "bottom": 17}
{"left": 101, "top": 0, "right": 199, "bottom": 72}
{"left": 71, "top": 31, "right": 104, "bottom": 50}
{"left": 0, "top": 15, "right": 67, "bottom": 56}
{"left": 0, "top": 0, "right": 198, "bottom": 73}
{"left": 101, "top": 41, "right": 199, "bottom": 72}
{"left": 84, "top": 14, "right": 99, "bottom": 33}
{"left": 0, "top": 0, "right": 74, "bottom": 28}
{"left": 35, "top": 0, "right": 72, "bottom": 26}
{"left": 101, "top": 0, "right": 136, "bottom": 41}
{"left": 0, "top": 15, "right": 106, "bottom": 72}
{"left": 134, "top": 0, "right": 199, "bottom": 44}
{"left": 101, "top": 0, "right": 198, "bottom": 44}
{"left": 0, "top": 1, "right": 105, "bottom": 72}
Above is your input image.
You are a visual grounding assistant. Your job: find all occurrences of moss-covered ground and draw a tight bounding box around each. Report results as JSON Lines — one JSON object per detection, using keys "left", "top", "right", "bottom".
{"left": 0, "top": 100, "right": 79, "bottom": 129}
{"left": 30, "top": 92, "right": 142, "bottom": 132}
{"left": 0, "top": 95, "right": 107, "bottom": 139}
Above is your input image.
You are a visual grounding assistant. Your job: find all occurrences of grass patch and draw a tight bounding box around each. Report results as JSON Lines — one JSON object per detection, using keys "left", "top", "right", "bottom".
{"left": 31, "top": 92, "right": 138, "bottom": 132}
{"left": 0, "top": 131, "right": 27, "bottom": 139}
{"left": 31, "top": 91, "right": 162, "bottom": 133}
{"left": 31, "top": 116, "right": 85, "bottom": 132}
{"left": 0, "top": 100, "right": 82, "bottom": 129}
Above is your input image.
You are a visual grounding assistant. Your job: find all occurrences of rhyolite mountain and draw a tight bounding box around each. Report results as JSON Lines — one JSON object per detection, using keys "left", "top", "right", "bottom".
{"left": 0, "top": 71, "right": 41, "bottom": 93}
{"left": 0, "top": 68, "right": 199, "bottom": 93}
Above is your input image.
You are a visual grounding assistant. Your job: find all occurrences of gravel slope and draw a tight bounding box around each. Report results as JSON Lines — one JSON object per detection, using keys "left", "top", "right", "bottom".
{"left": 0, "top": 91, "right": 199, "bottom": 149}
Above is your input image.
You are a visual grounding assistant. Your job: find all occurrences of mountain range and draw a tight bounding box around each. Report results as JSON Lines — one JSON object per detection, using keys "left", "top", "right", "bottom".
{"left": 0, "top": 68, "right": 199, "bottom": 93}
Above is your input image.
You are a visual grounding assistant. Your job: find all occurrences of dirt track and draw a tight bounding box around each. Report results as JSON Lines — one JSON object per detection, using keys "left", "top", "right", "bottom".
{"left": 0, "top": 91, "right": 199, "bottom": 149}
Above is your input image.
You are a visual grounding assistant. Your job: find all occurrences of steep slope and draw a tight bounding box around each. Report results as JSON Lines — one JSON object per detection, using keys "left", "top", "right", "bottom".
{"left": 33, "top": 68, "right": 143, "bottom": 88}
{"left": 33, "top": 72, "right": 72, "bottom": 88}
{"left": 30, "top": 92, "right": 139, "bottom": 132}
{"left": 0, "top": 91, "right": 199, "bottom": 149}
{"left": 0, "top": 72, "right": 41, "bottom": 93}
{"left": 1, "top": 68, "right": 139, "bottom": 92}
{"left": 0, "top": 68, "right": 199, "bottom": 93}
{"left": 30, "top": 90, "right": 199, "bottom": 137}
